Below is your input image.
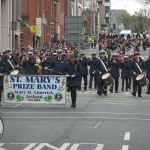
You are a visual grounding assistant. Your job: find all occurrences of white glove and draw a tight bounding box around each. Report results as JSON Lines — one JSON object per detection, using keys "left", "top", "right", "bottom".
{"left": 66, "top": 74, "right": 70, "bottom": 77}
{"left": 71, "top": 74, "right": 75, "bottom": 78}
{"left": 44, "top": 67, "right": 48, "bottom": 70}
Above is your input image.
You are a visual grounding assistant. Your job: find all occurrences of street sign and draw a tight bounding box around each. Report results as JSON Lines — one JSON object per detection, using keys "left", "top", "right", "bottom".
{"left": 30, "top": 26, "right": 38, "bottom": 33}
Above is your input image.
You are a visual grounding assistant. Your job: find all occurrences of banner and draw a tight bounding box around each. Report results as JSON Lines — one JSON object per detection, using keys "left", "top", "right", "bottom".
{"left": 3, "top": 75, "right": 66, "bottom": 104}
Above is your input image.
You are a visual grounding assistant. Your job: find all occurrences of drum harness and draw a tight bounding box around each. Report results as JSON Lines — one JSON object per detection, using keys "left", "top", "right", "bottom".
{"left": 100, "top": 59, "right": 114, "bottom": 91}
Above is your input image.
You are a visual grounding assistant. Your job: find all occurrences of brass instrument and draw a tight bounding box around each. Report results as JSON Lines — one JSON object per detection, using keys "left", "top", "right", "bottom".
{"left": 35, "top": 58, "right": 42, "bottom": 70}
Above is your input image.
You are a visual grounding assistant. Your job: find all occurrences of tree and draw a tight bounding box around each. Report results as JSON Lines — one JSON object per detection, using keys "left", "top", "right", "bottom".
{"left": 133, "top": 8, "right": 150, "bottom": 33}
{"left": 118, "top": 13, "right": 132, "bottom": 29}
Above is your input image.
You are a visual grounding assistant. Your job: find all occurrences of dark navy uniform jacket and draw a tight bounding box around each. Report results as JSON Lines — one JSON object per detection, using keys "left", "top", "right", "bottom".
{"left": 131, "top": 59, "right": 146, "bottom": 75}
{"left": 88, "top": 57, "right": 98, "bottom": 74}
{"left": 49, "top": 57, "right": 66, "bottom": 74}
{"left": 145, "top": 59, "right": 150, "bottom": 78}
{"left": 78, "top": 57, "right": 89, "bottom": 75}
{"left": 63, "top": 60, "right": 81, "bottom": 87}
{"left": 0, "top": 61, "right": 8, "bottom": 86}
{"left": 23, "top": 58, "right": 36, "bottom": 75}
{"left": 95, "top": 58, "right": 111, "bottom": 76}
{"left": 110, "top": 59, "right": 121, "bottom": 77}
{"left": 41, "top": 59, "right": 52, "bottom": 75}
{"left": 4, "top": 55, "right": 18, "bottom": 74}
{"left": 120, "top": 61, "right": 131, "bottom": 78}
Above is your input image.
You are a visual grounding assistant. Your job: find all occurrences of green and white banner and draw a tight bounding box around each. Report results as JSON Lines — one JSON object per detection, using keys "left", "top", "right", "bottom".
{"left": 3, "top": 75, "right": 66, "bottom": 104}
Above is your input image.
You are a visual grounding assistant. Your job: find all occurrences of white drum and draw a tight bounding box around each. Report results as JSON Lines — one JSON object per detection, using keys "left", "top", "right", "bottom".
{"left": 10, "top": 70, "right": 19, "bottom": 75}
{"left": 102, "top": 73, "right": 114, "bottom": 86}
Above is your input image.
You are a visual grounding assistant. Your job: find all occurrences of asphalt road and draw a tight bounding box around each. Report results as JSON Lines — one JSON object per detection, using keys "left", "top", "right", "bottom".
{"left": 0, "top": 46, "right": 150, "bottom": 150}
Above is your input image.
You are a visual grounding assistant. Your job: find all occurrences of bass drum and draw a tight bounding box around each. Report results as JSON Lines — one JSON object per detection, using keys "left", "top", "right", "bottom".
{"left": 136, "top": 74, "right": 147, "bottom": 87}
{"left": 102, "top": 73, "right": 114, "bottom": 86}
{"left": 10, "top": 70, "right": 19, "bottom": 75}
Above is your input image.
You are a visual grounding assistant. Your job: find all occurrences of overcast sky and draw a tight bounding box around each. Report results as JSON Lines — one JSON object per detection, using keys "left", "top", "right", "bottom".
{"left": 111, "top": 0, "right": 143, "bottom": 15}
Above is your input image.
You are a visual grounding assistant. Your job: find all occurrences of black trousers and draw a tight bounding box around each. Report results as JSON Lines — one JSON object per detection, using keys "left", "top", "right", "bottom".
{"left": 89, "top": 74, "right": 97, "bottom": 88}
{"left": 94, "top": 43, "right": 97, "bottom": 48}
{"left": 79, "top": 75, "right": 87, "bottom": 88}
{"left": 110, "top": 77, "right": 119, "bottom": 92}
{"left": 122, "top": 78, "right": 129, "bottom": 90}
{"left": 0, "top": 86, "right": 3, "bottom": 102}
{"left": 143, "top": 42, "right": 146, "bottom": 51}
{"left": 147, "top": 78, "right": 150, "bottom": 92}
{"left": 97, "top": 74, "right": 107, "bottom": 93}
{"left": 129, "top": 76, "right": 132, "bottom": 88}
{"left": 133, "top": 76, "right": 142, "bottom": 95}
{"left": 70, "top": 87, "right": 77, "bottom": 104}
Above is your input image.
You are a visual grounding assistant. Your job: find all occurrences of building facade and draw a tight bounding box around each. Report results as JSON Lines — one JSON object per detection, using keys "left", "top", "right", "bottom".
{"left": 0, "top": 0, "right": 21, "bottom": 53}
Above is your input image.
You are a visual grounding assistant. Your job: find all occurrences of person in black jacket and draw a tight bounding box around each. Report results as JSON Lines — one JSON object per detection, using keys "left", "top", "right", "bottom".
{"left": 41, "top": 52, "right": 52, "bottom": 75}
{"left": 63, "top": 54, "right": 81, "bottom": 108}
{"left": 78, "top": 52, "right": 89, "bottom": 91}
{"left": 145, "top": 54, "right": 150, "bottom": 94}
{"left": 109, "top": 53, "right": 121, "bottom": 93}
{"left": 88, "top": 52, "right": 98, "bottom": 89}
{"left": 4, "top": 48, "right": 18, "bottom": 74}
{"left": 45, "top": 49, "right": 66, "bottom": 75}
{"left": 23, "top": 51, "right": 36, "bottom": 75}
{"left": 95, "top": 50, "right": 111, "bottom": 96}
{"left": 0, "top": 54, "right": 8, "bottom": 106}
{"left": 131, "top": 52, "right": 146, "bottom": 97}
{"left": 120, "top": 56, "right": 131, "bottom": 91}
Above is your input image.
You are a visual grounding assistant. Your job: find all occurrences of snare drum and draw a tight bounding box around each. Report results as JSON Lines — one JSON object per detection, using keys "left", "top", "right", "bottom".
{"left": 10, "top": 70, "right": 19, "bottom": 75}
{"left": 102, "top": 73, "right": 114, "bottom": 86}
{"left": 136, "top": 74, "right": 147, "bottom": 87}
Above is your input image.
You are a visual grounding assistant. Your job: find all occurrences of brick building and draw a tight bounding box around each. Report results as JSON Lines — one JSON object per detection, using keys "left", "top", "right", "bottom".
{"left": 21, "top": 0, "right": 55, "bottom": 50}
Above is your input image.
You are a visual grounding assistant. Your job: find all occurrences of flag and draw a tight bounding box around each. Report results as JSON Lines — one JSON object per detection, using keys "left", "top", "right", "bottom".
{"left": 20, "top": 22, "right": 30, "bottom": 28}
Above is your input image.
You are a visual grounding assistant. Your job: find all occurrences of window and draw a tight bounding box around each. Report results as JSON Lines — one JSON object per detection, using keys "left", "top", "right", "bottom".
{"left": 105, "top": 0, "right": 110, "bottom": 2}
{"left": 106, "top": 17, "right": 109, "bottom": 24}
{"left": 105, "top": 6, "right": 110, "bottom": 13}
{"left": 16, "top": 0, "right": 22, "bottom": 20}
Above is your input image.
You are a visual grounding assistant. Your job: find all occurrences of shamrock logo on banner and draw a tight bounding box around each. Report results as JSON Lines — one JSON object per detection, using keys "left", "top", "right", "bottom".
{"left": 16, "top": 95, "right": 24, "bottom": 102}
{"left": 44, "top": 95, "right": 52, "bottom": 103}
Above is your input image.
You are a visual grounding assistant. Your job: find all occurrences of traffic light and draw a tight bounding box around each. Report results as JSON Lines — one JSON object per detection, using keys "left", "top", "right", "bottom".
{"left": 20, "top": 32, "right": 23, "bottom": 42}
{"left": 54, "top": 33, "right": 58, "bottom": 43}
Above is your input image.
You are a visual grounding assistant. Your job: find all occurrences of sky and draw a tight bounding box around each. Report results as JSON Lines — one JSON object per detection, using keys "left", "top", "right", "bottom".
{"left": 111, "top": 0, "right": 143, "bottom": 15}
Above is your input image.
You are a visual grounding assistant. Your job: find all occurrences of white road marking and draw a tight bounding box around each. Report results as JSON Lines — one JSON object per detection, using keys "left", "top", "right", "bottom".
{"left": 94, "top": 122, "right": 101, "bottom": 128}
{"left": 124, "top": 132, "right": 130, "bottom": 141}
{"left": 2, "top": 116, "right": 150, "bottom": 121}
{"left": 84, "top": 121, "right": 93, "bottom": 127}
{"left": 12, "top": 104, "right": 21, "bottom": 108}
{"left": 59, "top": 143, "right": 71, "bottom": 150}
{"left": 22, "top": 143, "right": 37, "bottom": 150}
{"left": 1, "top": 111, "right": 150, "bottom": 115}
{"left": 122, "top": 145, "right": 129, "bottom": 150}
{"left": 0, "top": 143, "right": 6, "bottom": 150}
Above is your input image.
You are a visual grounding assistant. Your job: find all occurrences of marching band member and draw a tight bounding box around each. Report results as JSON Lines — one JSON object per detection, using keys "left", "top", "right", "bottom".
{"left": 45, "top": 49, "right": 66, "bottom": 75}
{"left": 145, "top": 53, "right": 150, "bottom": 94}
{"left": 88, "top": 52, "right": 98, "bottom": 89}
{"left": 109, "top": 53, "right": 121, "bottom": 93}
{"left": 41, "top": 52, "right": 52, "bottom": 75}
{"left": 4, "top": 48, "right": 18, "bottom": 74}
{"left": 63, "top": 54, "right": 81, "bottom": 108}
{"left": 23, "top": 51, "right": 36, "bottom": 75}
{"left": 78, "top": 52, "right": 89, "bottom": 91}
{"left": 131, "top": 52, "right": 146, "bottom": 97}
{"left": 95, "top": 50, "right": 111, "bottom": 96}
{"left": 0, "top": 54, "right": 8, "bottom": 106}
{"left": 120, "top": 56, "right": 131, "bottom": 91}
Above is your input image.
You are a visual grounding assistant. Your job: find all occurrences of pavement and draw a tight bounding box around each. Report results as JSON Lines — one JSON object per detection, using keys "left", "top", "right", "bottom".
{"left": 0, "top": 46, "right": 150, "bottom": 150}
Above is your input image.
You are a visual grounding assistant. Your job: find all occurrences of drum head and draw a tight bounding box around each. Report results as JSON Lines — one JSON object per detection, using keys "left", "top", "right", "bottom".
{"left": 102, "top": 73, "right": 110, "bottom": 79}
{"left": 136, "top": 74, "right": 144, "bottom": 81}
{"left": 10, "top": 70, "right": 19, "bottom": 75}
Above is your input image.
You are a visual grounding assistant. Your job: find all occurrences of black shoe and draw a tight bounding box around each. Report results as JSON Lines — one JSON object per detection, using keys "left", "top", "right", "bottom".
{"left": 67, "top": 88, "right": 71, "bottom": 92}
{"left": 132, "top": 92, "right": 136, "bottom": 96}
{"left": 104, "top": 92, "right": 107, "bottom": 96}
{"left": 128, "top": 86, "right": 131, "bottom": 89}
{"left": 78, "top": 87, "right": 81, "bottom": 91}
{"left": 71, "top": 104, "right": 76, "bottom": 108}
{"left": 138, "top": 95, "right": 142, "bottom": 97}
{"left": 146, "top": 91, "right": 150, "bottom": 94}
{"left": 97, "top": 92, "right": 101, "bottom": 95}
{"left": 89, "top": 86, "right": 92, "bottom": 89}
{"left": 84, "top": 87, "right": 87, "bottom": 91}
{"left": 115, "top": 91, "right": 118, "bottom": 93}
{"left": 121, "top": 88, "right": 124, "bottom": 91}
{"left": 109, "top": 89, "right": 113, "bottom": 93}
